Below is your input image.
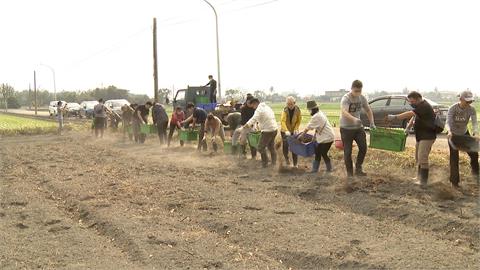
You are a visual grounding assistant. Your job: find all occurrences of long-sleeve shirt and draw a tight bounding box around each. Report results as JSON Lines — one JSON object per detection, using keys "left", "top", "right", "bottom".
{"left": 152, "top": 104, "right": 169, "bottom": 124}
{"left": 280, "top": 106, "right": 302, "bottom": 132}
{"left": 447, "top": 103, "right": 478, "bottom": 135}
{"left": 246, "top": 103, "right": 277, "bottom": 132}
{"left": 306, "top": 111, "right": 335, "bottom": 143}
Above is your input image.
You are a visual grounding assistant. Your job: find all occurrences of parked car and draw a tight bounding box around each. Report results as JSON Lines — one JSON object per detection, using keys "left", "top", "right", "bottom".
{"left": 104, "top": 99, "right": 130, "bottom": 114}
{"left": 79, "top": 101, "right": 99, "bottom": 118}
{"left": 48, "top": 100, "right": 66, "bottom": 116}
{"left": 65, "top": 102, "right": 81, "bottom": 117}
{"left": 360, "top": 95, "right": 448, "bottom": 129}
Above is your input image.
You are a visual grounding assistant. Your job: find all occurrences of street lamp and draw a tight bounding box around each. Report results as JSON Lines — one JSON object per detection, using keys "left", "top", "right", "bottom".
{"left": 202, "top": 0, "right": 221, "bottom": 99}
{"left": 40, "top": 63, "right": 57, "bottom": 100}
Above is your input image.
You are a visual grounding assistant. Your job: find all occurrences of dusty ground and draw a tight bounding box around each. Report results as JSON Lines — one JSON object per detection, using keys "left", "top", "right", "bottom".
{"left": 0, "top": 131, "right": 479, "bottom": 269}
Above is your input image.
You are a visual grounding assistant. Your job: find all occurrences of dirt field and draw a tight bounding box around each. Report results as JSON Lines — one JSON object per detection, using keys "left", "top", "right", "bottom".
{"left": 0, "top": 131, "right": 479, "bottom": 269}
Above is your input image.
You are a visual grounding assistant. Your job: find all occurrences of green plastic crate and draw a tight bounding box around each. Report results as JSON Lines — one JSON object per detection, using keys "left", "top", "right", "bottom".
{"left": 179, "top": 130, "right": 198, "bottom": 141}
{"left": 195, "top": 96, "right": 210, "bottom": 104}
{"left": 140, "top": 124, "right": 150, "bottom": 134}
{"left": 247, "top": 132, "right": 261, "bottom": 149}
{"left": 150, "top": 124, "right": 157, "bottom": 134}
{"left": 224, "top": 141, "right": 232, "bottom": 154}
{"left": 369, "top": 127, "right": 407, "bottom": 152}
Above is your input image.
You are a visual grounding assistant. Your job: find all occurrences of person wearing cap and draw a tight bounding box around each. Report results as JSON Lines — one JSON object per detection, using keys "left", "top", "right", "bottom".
{"left": 340, "top": 80, "right": 375, "bottom": 178}
{"left": 301, "top": 100, "right": 335, "bottom": 173}
{"left": 387, "top": 91, "right": 436, "bottom": 187}
{"left": 446, "top": 90, "right": 479, "bottom": 188}
{"left": 280, "top": 96, "right": 302, "bottom": 167}
{"left": 244, "top": 98, "right": 278, "bottom": 168}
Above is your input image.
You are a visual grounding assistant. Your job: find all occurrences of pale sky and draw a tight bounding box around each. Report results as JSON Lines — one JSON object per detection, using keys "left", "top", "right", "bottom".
{"left": 1, "top": 0, "right": 479, "bottom": 97}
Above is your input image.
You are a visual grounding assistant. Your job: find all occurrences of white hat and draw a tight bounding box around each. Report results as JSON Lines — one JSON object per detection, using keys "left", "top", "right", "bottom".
{"left": 459, "top": 90, "right": 474, "bottom": 102}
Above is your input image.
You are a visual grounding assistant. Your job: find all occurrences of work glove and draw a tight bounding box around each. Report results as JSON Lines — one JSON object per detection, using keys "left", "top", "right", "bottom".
{"left": 285, "top": 131, "right": 291, "bottom": 136}
{"left": 387, "top": 114, "right": 397, "bottom": 121}
{"left": 370, "top": 123, "right": 376, "bottom": 130}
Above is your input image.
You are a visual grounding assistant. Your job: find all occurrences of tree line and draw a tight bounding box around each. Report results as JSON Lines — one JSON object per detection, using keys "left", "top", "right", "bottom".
{"left": 0, "top": 84, "right": 159, "bottom": 111}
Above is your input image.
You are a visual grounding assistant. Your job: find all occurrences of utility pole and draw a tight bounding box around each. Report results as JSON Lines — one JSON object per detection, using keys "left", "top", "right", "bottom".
{"left": 33, "top": 71, "right": 37, "bottom": 115}
{"left": 202, "top": 0, "right": 221, "bottom": 99}
{"left": 153, "top": 17, "right": 159, "bottom": 103}
{"left": 28, "top": 83, "right": 31, "bottom": 110}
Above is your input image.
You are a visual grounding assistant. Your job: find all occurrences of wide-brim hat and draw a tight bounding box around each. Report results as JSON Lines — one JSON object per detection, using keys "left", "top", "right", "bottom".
{"left": 306, "top": 100, "right": 318, "bottom": 110}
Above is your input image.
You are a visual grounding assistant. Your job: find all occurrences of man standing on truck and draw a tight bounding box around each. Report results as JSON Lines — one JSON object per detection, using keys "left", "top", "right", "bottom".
{"left": 182, "top": 102, "right": 208, "bottom": 151}
{"left": 205, "top": 75, "right": 217, "bottom": 103}
{"left": 132, "top": 101, "right": 152, "bottom": 144}
{"left": 340, "top": 80, "right": 375, "bottom": 178}
{"left": 152, "top": 102, "right": 169, "bottom": 145}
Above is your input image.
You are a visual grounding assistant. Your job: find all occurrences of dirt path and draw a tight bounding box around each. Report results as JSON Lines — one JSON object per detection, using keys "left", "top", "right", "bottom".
{"left": 0, "top": 132, "right": 478, "bottom": 269}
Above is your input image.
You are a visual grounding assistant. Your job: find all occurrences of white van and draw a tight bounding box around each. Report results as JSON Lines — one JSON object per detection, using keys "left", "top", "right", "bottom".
{"left": 49, "top": 100, "right": 66, "bottom": 116}
{"left": 104, "top": 99, "right": 130, "bottom": 114}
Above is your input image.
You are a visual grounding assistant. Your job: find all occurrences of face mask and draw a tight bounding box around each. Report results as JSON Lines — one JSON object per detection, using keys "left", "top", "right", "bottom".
{"left": 410, "top": 103, "right": 417, "bottom": 108}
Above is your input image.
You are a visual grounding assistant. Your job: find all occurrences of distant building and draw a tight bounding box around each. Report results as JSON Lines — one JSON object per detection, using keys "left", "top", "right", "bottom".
{"left": 322, "top": 89, "right": 348, "bottom": 102}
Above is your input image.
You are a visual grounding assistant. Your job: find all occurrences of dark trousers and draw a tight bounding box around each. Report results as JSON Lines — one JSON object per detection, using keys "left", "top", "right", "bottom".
{"left": 168, "top": 124, "right": 184, "bottom": 146}
{"left": 123, "top": 120, "right": 133, "bottom": 141}
{"left": 315, "top": 141, "right": 333, "bottom": 167}
{"left": 258, "top": 130, "right": 277, "bottom": 167}
{"left": 449, "top": 134, "right": 479, "bottom": 185}
{"left": 281, "top": 132, "right": 298, "bottom": 166}
{"left": 132, "top": 120, "right": 146, "bottom": 143}
{"left": 210, "top": 94, "right": 217, "bottom": 103}
{"left": 197, "top": 122, "right": 207, "bottom": 151}
{"left": 340, "top": 128, "right": 367, "bottom": 176}
{"left": 156, "top": 121, "right": 168, "bottom": 145}
{"left": 94, "top": 117, "right": 105, "bottom": 138}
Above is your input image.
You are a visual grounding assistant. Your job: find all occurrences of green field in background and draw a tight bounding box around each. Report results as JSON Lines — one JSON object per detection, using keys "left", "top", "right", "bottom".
{"left": 0, "top": 114, "right": 58, "bottom": 135}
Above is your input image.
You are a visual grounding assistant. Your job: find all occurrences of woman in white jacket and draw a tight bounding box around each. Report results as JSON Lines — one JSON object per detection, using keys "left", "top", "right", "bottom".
{"left": 301, "top": 100, "right": 335, "bottom": 173}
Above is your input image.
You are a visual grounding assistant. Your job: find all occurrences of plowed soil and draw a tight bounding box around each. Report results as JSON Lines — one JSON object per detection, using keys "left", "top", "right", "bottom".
{"left": 0, "top": 132, "right": 478, "bottom": 269}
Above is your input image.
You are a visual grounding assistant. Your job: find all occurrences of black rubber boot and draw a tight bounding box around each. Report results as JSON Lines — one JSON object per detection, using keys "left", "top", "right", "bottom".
{"left": 240, "top": 145, "right": 247, "bottom": 157}
{"left": 325, "top": 160, "right": 333, "bottom": 172}
{"left": 420, "top": 168, "right": 429, "bottom": 187}
{"left": 231, "top": 145, "right": 238, "bottom": 155}
{"left": 355, "top": 166, "right": 367, "bottom": 177}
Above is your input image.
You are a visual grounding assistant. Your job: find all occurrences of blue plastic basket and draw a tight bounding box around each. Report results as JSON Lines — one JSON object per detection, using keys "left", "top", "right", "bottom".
{"left": 287, "top": 134, "right": 317, "bottom": 157}
{"left": 197, "top": 103, "right": 217, "bottom": 112}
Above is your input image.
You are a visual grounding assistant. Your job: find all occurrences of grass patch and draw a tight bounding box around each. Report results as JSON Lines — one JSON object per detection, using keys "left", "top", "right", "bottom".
{"left": 0, "top": 114, "right": 66, "bottom": 136}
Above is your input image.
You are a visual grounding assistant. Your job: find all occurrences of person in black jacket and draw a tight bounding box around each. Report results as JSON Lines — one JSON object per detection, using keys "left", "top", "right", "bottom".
{"left": 132, "top": 101, "right": 152, "bottom": 143}
{"left": 152, "top": 103, "right": 169, "bottom": 145}
{"left": 387, "top": 91, "right": 436, "bottom": 187}
{"left": 232, "top": 95, "right": 257, "bottom": 158}
{"left": 205, "top": 75, "right": 217, "bottom": 103}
